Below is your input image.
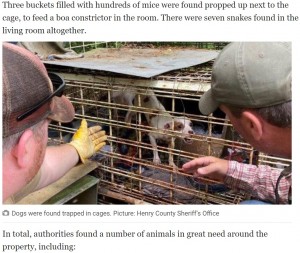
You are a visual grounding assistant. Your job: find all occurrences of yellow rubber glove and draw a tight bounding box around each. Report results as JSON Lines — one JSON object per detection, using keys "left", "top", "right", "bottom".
{"left": 68, "top": 119, "right": 107, "bottom": 163}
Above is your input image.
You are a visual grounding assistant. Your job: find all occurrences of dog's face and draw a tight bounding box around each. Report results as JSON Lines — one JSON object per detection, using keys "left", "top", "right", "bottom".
{"left": 164, "top": 117, "right": 194, "bottom": 144}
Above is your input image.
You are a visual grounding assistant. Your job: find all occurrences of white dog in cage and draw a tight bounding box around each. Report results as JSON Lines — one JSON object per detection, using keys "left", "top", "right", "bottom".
{"left": 112, "top": 88, "right": 194, "bottom": 168}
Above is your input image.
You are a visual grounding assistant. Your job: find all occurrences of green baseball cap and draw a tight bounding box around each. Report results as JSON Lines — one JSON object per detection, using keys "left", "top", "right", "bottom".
{"left": 3, "top": 43, "right": 75, "bottom": 138}
{"left": 199, "top": 42, "right": 291, "bottom": 115}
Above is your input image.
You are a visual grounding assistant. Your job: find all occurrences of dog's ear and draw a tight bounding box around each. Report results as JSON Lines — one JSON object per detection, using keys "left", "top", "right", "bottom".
{"left": 143, "top": 96, "right": 150, "bottom": 103}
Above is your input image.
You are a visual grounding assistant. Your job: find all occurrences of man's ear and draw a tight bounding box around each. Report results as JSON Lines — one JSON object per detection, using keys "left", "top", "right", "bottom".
{"left": 242, "top": 111, "right": 263, "bottom": 141}
{"left": 11, "top": 130, "right": 34, "bottom": 169}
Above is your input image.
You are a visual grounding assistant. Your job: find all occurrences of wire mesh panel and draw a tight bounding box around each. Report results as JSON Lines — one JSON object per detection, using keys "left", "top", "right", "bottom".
{"left": 46, "top": 45, "right": 291, "bottom": 205}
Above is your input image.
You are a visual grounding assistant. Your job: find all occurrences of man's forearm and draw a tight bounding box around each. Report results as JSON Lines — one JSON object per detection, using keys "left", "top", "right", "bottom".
{"left": 36, "top": 144, "right": 80, "bottom": 190}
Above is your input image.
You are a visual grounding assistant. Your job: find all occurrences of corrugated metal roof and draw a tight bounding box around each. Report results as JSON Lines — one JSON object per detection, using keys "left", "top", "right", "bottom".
{"left": 44, "top": 48, "right": 219, "bottom": 78}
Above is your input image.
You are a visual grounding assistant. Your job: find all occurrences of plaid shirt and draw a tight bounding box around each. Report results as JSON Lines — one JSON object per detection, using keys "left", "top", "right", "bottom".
{"left": 224, "top": 161, "right": 291, "bottom": 204}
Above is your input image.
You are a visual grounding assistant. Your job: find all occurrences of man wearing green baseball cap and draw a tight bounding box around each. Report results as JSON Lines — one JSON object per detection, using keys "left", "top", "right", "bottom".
{"left": 2, "top": 43, "right": 107, "bottom": 204}
{"left": 182, "top": 42, "right": 291, "bottom": 204}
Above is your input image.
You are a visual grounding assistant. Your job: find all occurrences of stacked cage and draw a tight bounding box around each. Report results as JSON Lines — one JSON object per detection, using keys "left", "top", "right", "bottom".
{"left": 46, "top": 46, "right": 291, "bottom": 205}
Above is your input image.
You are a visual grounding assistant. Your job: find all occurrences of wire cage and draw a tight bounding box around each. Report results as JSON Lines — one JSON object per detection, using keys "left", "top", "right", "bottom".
{"left": 46, "top": 42, "right": 291, "bottom": 205}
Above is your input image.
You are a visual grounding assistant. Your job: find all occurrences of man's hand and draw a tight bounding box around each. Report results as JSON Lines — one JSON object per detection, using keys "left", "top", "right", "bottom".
{"left": 68, "top": 119, "right": 107, "bottom": 163}
{"left": 182, "top": 156, "right": 229, "bottom": 182}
